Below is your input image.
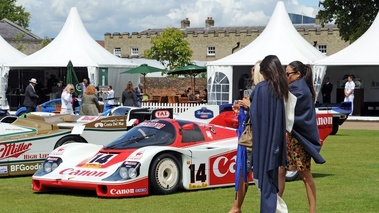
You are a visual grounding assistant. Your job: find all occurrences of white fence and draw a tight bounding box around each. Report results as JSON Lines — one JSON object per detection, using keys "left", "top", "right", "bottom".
{"left": 141, "top": 102, "right": 204, "bottom": 114}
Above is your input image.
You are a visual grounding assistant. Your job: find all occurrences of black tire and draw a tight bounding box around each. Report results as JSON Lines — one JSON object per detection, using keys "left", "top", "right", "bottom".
{"left": 149, "top": 153, "right": 180, "bottom": 195}
{"left": 330, "top": 124, "right": 339, "bottom": 135}
{"left": 285, "top": 171, "right": 299, "bottom": 181}
{"left": 54, "top": 135, "right": 87, "bottom": 149}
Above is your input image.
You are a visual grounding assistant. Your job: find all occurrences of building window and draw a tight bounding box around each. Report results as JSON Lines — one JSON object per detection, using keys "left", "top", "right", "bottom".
{"left": 131, "top": 47, "right": 139, "bottom": 56}
{"left": 207, "top": 46, "right": 215, "bottom": 56}
{"left": 318, "top": 45, "right": 327, "bottom": 54}
{"left": 114, "top": 47, "right": 121, "bottom": 57}
{"left": 208, "top": 72, "right": 230, "bottom": 105}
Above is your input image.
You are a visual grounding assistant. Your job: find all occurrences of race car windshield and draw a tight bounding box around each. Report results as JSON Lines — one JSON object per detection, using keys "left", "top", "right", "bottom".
{"left": 104, "top": 120, "right": 176, "bottom": 149}
{"left": 110, "top": 107, "right": 131, "bottom": 116}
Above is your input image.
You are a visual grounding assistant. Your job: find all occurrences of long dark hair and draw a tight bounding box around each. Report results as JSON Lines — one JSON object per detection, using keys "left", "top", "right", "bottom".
{"left": 259, "top": 55, "right": 288, "bottom": 101}
{"left": 288, "top": 61, "right": 316, "bottom": 102}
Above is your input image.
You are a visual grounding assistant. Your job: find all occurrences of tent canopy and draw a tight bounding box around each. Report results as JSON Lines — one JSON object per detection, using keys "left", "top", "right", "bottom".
{"left": 0, "top": 35, "right": 26, "bottom": 110}
{"left": 315, "top": 11, "right": 379, "bottom": 66}
{"left": 4, "top": 7, "right": 139, "bottom": 101}
{"left": 206, "top": 1, "right": 326, "bottom": 104}
{"left": 313, "top": 11, "right": 379, "bottom": 104}
{"left": 7, "top": 7, "right": 136, "bottom": 68}
{"left": 0, "top": 35, "right": 26, "bottom": 64}
{"left": 207, "top": 1, "right": 326, "bottom": 66}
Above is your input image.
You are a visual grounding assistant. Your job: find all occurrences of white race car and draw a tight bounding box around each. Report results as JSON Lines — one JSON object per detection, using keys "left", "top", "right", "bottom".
{"left": 0, "top": 108, "right": 172, "bottom": 177}
{"left": 32, "top": 118, "right": 240, "bottom": 197}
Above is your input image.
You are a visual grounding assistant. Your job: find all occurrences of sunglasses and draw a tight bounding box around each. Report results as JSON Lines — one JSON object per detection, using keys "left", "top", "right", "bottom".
{"left": 70, "top": 89, "right": 74, "bottom": 91}
{"left": 286, "top": 71, "right": 297, "bottom": 77}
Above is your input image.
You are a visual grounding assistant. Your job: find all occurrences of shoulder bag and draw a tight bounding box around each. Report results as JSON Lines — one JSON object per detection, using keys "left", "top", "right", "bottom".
{"left": 238, "top": 118, "right": 253, "bottom": 149}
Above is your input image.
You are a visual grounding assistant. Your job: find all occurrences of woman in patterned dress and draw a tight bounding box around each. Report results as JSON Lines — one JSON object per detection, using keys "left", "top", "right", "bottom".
{"left": 278, "top": 61, "right": 326, "bottom": 213}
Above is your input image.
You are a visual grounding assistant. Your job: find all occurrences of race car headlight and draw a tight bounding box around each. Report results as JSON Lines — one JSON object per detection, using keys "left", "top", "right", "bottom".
{"left": 119, "top": 167, "right": 129, "bottom": 179}
{"left": 103, "top": 161, "right": 140, "bottom": 181}
{"left": 128, "top": 168, "right": 138, "bottom": 179}
{"left": 51, "top": 162, "right": 59, "bottom": 171}
{"left": 118, "top": 163, "right": 139, "bottom": 180}
{"left": 43, "top": 162, "right": 52, "bottom": 173}
{"left": 42, "top": 157, "right": 62, "bottom": 174}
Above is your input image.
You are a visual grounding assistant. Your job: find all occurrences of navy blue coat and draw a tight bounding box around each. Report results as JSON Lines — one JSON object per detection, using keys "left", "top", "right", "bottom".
{"left": 289, "top": 78, "right": 325, "bottom": 164}
{"left": 250, "top": 81, "right": 287, "bottom": 213}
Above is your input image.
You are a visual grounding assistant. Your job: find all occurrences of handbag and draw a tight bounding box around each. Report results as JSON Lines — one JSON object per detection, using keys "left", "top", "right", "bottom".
{"left": 238, "top": 118, "right": 253, "bottom": 149}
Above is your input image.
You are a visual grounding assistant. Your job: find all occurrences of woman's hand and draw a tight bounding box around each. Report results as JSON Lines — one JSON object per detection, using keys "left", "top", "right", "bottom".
{"left": 238, "top": 98, "right": 250, "bottom": 109}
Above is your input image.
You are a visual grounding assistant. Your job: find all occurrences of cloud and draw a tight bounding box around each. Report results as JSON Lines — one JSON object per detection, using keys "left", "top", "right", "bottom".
{"left": 16, "top": 0, "right": 320, "bottom": 40}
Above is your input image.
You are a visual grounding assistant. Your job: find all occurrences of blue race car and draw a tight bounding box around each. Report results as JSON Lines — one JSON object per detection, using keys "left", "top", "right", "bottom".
{"left": 15, "top": 99, "right": 81, "bottom": 116}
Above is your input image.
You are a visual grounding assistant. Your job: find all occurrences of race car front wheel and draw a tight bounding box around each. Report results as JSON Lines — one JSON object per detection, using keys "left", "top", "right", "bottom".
{"left": 54, "top": 135, "right": 87, "bottom": 149}
{"left": 149, "top": 153, "right": 180, "bottom": 195}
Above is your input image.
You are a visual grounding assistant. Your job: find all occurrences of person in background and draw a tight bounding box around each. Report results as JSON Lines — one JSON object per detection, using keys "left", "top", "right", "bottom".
{"left": 187, "top": 88, "right": 196, "bottom": 101}
{"left": 202, "top": 89, "right": 208, "bottom": 103}
{"left": 80, "top": 78, "right": 89, "bottom": 97}
{"left": 60, "top": 84, "right": 75, "bottom": 115}
{"left": 228, "top": 60, "right": 263, "bottom": 213}
{"left": 103, "top": 85, "right": 115, "bottom": 105}
{"left": 181, "top": 87, "right": 192, "bottom": 98}
{"left": 321, "top": 77, "right": 333, "bottom": 104}
{"left": 79, "top": 85, "right": 100, "bottom": 115}
{"left": 34, "top": 77, "right": 47, "bottom": 103}
{"left": 344, "top": 75, "right": 355, "bottom": 115}
{"left": 135, "top": 83, "right": 144, "bottom": 107}
{"left": 238, "top": 73, "right": 250, "bottom": 99}
{"left": 47, "top": 74, "right": 58, "bottom": 94}
{"left": 279, "top": 61, "right": 326, "bottom": 213}
{"left": 250, "top": 55, "right": 288, "bottom": 213}
{"left": 122, "top": 81, "right": 138, "bottom": 107}
{"left": 23, "top": 78, "right": 39, "bottom": 113}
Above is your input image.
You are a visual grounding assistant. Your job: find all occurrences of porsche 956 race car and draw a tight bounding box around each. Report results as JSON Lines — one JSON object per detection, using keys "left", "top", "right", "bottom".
{"left": 32, "top": 109, "right": 332, "bottom": 197}
{"left": 32, "top": 118, "right": 239, "bottom": 197}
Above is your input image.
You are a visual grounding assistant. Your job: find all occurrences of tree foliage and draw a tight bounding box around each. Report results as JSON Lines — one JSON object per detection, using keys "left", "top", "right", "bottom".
{"left": 40, "top": 36, "right": 52, "bottom": 48}
{"left": 0, "top": 0, "right": 30, "bottom": 28}
{"left": 318, "top": 0, "right": 379, "bottom": 43}
{"left": 144, "top": 28, "right": 192, "bottom": 71}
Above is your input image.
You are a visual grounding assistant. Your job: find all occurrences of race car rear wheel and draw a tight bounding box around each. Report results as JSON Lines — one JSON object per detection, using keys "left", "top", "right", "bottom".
{"left": 54, "top": 135, "right": 87, "bottom": 149}
{"left": 285, "top": 171, "right": 299, "bottom": 181}
{"left": 149, "top": 153, "right": 180, "bottom": 195}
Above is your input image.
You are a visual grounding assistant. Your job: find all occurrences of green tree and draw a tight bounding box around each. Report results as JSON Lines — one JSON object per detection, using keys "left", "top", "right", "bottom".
{"left": 0, "top": 0, "right": 30, "bottom": 28}
{"left": 318, "top": 0, "right": 379, "bottom": 43}
{"left": 145, "top": 27, "right": 192, "bottom": 71}
{"left": 40, "top": 36, "right": 52, "bottom": 48}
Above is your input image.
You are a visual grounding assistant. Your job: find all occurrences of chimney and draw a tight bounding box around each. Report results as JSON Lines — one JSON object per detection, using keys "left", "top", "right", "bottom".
{"left": 315, "top": 13, "right": 321, "bottom": 25}
{"left": 181, "top": 18, "right": 190, "bottom": 28}
{"left": 205, "top": 17, "right": 214, "bottom": 28}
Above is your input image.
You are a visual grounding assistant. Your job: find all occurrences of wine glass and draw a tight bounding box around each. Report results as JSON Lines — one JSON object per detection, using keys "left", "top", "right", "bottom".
{"left": 243, "top": 90, "right": 251, "bottom": 99}
{"left": 232, "top": 100, "right": 240, "bottom": 114}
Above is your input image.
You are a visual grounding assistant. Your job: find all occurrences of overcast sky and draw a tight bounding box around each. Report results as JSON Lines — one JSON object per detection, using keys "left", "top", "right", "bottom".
{"left": 16, "top": 0, "right": 322, "bottom": 40}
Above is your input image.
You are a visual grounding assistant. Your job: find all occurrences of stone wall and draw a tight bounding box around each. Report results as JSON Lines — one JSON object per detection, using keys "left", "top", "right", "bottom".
{"left": 104, "top": 25, "right": 349, "bottom": 62}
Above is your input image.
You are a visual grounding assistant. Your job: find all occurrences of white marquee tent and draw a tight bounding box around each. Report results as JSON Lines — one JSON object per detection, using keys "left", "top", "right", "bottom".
{"left": 5, "top": 7, "right": 139, "bottom": 99}
{"left": 0, "top": 35, "right": 26, "bottom": 65}
{"left": 206, "top": 1, "right": 327, "bottom": 104}
{"left": 0, "top": 35, "right": 26, "bottom": 109}
{"left": 315, "top": 11, "right": 379, "bottom": 104}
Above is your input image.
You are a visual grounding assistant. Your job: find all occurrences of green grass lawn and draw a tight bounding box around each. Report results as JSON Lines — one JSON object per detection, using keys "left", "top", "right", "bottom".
{"left": 1, "top": 129, "right": 378, "bottom": 213}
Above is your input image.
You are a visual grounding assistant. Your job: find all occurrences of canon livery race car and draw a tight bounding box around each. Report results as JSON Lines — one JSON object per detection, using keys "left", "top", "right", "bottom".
{"left": 0, "top": 108, "right": 172, "bottom": 177}
{"left": 315, "top": 101, "right": 352, "bottom": 135}
{"left": 32, "top": 110, "right": 333, "bottom": 197}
